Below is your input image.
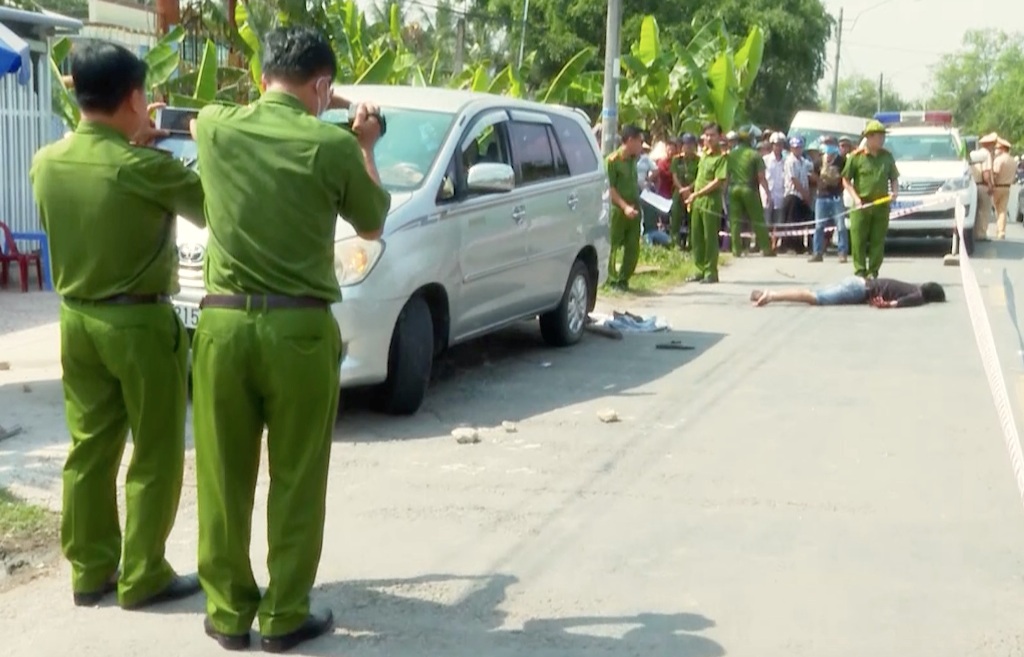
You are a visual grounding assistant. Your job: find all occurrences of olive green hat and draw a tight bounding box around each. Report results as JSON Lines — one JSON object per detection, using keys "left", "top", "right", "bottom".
{"left": 863, "top": 120, "right": 887, "bottom": 135}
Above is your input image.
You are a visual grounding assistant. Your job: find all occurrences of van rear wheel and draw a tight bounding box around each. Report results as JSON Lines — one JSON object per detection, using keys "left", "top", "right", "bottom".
{"left": 539, "top": 260, "right": 590, "bottom": 347}
{"left": 370, "top": 295, "right": 433, "bottom": 415}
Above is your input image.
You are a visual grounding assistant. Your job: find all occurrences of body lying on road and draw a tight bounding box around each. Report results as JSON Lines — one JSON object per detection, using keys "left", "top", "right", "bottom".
{"left": 750, "top": 276, "right": 946, "bottom": 308}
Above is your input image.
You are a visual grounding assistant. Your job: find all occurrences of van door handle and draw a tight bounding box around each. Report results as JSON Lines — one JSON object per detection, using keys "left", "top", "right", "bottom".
{"left": 567, "top": 192, "right": 580, "bottom": 211}
{"left": 511, "top": 205, "right": 526, "bottom": 224}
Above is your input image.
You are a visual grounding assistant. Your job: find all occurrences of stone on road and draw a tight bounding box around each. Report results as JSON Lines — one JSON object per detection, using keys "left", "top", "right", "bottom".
{"left": 2, "top": 238, "right": 1024, "bottom": 656}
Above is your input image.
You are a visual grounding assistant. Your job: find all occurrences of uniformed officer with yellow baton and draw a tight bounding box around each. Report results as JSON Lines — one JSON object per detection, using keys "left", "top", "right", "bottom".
{"left": 842, "top": 119, "right": 899, "bottom": 278}
{"left": 30, "top": 43, "right": 205, "bottom": 610}
{"left": 191, "top": 26, "right": 390, "bottom": 653}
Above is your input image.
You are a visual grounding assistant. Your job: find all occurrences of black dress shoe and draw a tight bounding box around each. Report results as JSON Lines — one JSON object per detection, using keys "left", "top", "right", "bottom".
{"left": 204, "top": 617, "right": 251, "bottom": 651}
{"left": 261, "top": 609, "right": 334, "bottom": 653}
{"left": 73, "top": 572, "right": 118, "bottom": 607}
{"left": 122, "top": 573, "right": 202, "bottom": 610}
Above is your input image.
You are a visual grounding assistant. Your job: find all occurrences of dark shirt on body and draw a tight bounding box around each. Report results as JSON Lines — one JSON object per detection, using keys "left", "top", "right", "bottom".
{"left": 866, "top": 278, "right": 926, "bottom": 307}
{"left": 815, "top": 154, "right": 846, "bottom": 198}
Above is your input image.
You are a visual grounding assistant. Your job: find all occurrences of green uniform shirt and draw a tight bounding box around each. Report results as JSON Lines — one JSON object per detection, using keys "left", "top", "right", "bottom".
{"left": 29, "top": 121, "right": 205, "bottom": 299}
{"left": 194, "top": 91, "right": 391, "bottom": 302}
{"left": 693, "top": 151, "right": 728, "bottom": 209}
{"left": 669, "top": 154, "right": 699, "bottom": 189}
{"left": 727, "top": 144, "right": 765, "bottom": 190}
{"left": 841, "top": 148, "right": 899, "bottom": 201}
{"left": 606, "top": 148, "right": 640, "bottom": 213}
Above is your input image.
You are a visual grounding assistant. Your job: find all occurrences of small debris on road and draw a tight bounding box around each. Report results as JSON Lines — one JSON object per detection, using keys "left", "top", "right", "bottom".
{"left": 0, "top": 425, "right": 24, "bottom": 442}
{"left": 21, "top": 384, "right": 31, "bottom": 393}
{"left": 501, "top": 421, "right": 518, "bottom": 433}
{"left": 775, "top": 268, "right": 796, "bottom": 279}
{"left": 656, "top": 340, "right": 695, "bottom": 351}
{"left": 597, "top": 409, "right": 620, "bottom": 423}
{"left": 0, "top": 361, "right": 9, "bottom": 371}
{"left": 452, "top": 427, "right": 481, "bottom": 444}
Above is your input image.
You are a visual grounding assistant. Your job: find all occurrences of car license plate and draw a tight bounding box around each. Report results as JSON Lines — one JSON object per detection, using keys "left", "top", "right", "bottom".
{"left": 174, "top": 304, "right": 200, "bottom": 330}
{"left": 892, "top": 199, "right": 923, "bottom": 211}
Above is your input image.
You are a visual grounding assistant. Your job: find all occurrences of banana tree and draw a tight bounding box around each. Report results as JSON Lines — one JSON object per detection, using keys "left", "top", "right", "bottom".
{"left": 50, "top": 26, "right": 187, "bottom": 129}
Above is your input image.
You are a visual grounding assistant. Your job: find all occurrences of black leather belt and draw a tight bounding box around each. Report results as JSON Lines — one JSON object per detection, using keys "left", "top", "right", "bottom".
{"left": 65, "top": 294, "right": 170, "bottom": 306}
{"left": 200, "top": 294, "right": 329, "bottom": 310}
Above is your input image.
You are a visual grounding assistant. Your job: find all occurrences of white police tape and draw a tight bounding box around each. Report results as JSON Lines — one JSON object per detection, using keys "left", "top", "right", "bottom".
{"left": 954, "top": 200, "right": 1024, "bottom": 510}
{"left": 718, "top": 194, "right": 961, "bottom": 240}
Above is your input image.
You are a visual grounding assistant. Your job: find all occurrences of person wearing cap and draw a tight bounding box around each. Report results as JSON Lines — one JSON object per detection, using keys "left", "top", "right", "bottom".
{"left": 992, "top": 137, "right": 1016, "bottom": 239}
{"left": 605, "top": 124, "right": 645, "bottom": 290}
{"left": 782, "top": 135, "right": 813, "bottom": 252}
{"left": 841, "top": 119, "right": 900, "bottom": 279}
{"left": 809, "top": 134, "right": 849, "bottom": 263}
{"left": 971, "top": 132, "right": 998, "bottom": 241}
{"left": 684, "top": 122, "right": 728, "bottom": 284}
{"left": 727, "top": 127, "right": 774, "bottom": 257}
{"left": 838, "top": 136, "right": 854, "bottom": 158}
{"left": 763, "top": 132, "right": 788, "bottom": 238}
{"left": 669, "top": 133, "right": 700, "bottom": 249}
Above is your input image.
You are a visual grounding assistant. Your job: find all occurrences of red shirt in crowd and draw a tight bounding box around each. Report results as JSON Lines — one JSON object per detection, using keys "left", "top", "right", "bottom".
{"left": 655, "top": 158, "right": 673, "bottom": 197}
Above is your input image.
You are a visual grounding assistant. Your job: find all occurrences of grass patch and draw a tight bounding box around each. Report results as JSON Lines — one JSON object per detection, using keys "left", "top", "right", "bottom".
{"left": 600, "top": 244, "right": 731, "bottom": 297}
{"left": 0, "top": 488, "right": 58, "bottom": 556}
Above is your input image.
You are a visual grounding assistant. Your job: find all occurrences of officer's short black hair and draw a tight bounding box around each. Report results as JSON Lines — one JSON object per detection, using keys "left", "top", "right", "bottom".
{"left": 921, "top": 282, "right": 946, "bottom": 303}
{"left": 702, "top": 122, "right": 722, "bottom": 135}
{"left": 262, "top": 26, "right": 337, "bottom": 84}
{"left": 620, "top": 124, "right": 643, "bottom": 142}
{"left": 70, "top": 42, "right": 148, "bottom": 114}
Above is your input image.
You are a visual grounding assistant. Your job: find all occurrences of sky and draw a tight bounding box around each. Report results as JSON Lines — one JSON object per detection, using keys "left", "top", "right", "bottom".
{"left": 818, "top": 0, "right": 1024, "bottom": 101}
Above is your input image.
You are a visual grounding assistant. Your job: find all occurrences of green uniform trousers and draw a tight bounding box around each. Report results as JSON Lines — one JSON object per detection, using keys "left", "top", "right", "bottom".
{"left": 669, "top": 193, "right": 687, "bottom": 248}
{"left": 690, "top": 198, "right": 722, "bottom": 279}
{"left": 192, "top": 305, "right": 341, "bottom": 637}
{"left": 608, "top": 210, "right": 641, "bottom": 285}
{"left": 59, "top": 301, "right": 187, "bottom": 606}
{"left": 850, "top": 202, "right": 890, "bottom": 278}
{"left": 728, "top": 187, "right": 772, "bottom": 256}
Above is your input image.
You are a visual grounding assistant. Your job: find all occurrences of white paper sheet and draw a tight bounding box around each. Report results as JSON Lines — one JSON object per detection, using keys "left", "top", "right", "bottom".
{"left": 640, "top": 190, "right": 674, "bottom": 215}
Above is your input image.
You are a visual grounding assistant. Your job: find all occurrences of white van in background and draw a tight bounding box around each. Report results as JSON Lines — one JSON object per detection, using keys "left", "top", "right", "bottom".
{"left": 787, "top": 110, "right": 870, "bottom": 146}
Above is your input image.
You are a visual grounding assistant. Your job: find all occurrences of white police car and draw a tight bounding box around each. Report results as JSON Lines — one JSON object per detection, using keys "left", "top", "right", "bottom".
{"left": 873, "top": 110, "right": 987, "bottom": 255}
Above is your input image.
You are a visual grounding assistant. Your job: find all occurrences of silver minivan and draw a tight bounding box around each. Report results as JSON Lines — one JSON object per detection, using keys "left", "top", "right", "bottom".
{"left": 169, "top": 85, "right": 610, "bottom": 415}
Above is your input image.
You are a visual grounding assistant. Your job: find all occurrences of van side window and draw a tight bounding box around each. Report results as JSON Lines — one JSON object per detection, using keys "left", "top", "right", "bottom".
{"left": 547, "top": 126, "right": 570, "bottom": 178}
{"left": 462, "top": 122, "right": 512, "bottom": 172}
{"left": 549, "top": 114, "right": 599, "bottom": 176}
{"left": 509, "top": 121, "right": 565, "bottom": 185}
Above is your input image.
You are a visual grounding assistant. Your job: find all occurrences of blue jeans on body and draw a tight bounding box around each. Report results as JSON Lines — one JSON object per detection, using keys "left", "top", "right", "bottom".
{"left": 813, "top": 276, "right": 867, "bottom": 305}
{"left": 813, "top": 195, "right": 849, "bottom": 255}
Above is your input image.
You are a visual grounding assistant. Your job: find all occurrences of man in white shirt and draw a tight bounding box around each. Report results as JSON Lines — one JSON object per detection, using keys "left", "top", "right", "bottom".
{"left": 972, "top": 132, "right": 997, "bottom": 241}
{"left": 763, "top": 132, "right": 787, "bottom": 226}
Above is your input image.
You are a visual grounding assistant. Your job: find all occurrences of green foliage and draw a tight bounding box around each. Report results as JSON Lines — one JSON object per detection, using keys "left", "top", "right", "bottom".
{"left": 830, "top": 74, "right": 913, "bottom": 118}
{"left": 928, "top": 30, "right": 1024, "bottom": 149}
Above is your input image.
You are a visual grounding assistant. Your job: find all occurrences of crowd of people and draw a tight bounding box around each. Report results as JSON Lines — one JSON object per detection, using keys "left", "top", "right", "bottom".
{"left": 605, "top": 119, "right": 904, "bottom": 289}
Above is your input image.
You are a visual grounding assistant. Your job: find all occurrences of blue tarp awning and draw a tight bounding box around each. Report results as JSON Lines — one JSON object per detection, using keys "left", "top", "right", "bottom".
{"left": 0, "top": 20, "right": 30, "bottom": 86}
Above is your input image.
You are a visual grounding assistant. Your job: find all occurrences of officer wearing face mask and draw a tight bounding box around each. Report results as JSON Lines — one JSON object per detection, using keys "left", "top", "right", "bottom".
{"left": 189, "top": 25, "right": 390, "bottom": 653}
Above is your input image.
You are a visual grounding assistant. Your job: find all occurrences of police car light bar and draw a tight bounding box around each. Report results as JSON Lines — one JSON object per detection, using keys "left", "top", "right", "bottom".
{"left": 874, "top": 110, "right": 954, "bottom": 126}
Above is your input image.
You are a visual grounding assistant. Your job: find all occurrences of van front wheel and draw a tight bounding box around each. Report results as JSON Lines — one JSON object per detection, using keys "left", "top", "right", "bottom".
{"left": 370, "top": 295, "right": 433, "bottom": 415}
{"left": 539, "top": 260, "right": 590, "bottom": 347}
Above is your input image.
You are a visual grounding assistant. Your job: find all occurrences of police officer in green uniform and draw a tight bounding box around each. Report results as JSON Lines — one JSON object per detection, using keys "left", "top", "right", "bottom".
{"left": 685, "top": 122, "right": 729, "bottom": 284}
{"left": 190, "top": 27, "right": 390, "bottom": 652}
{"left": 669, "top": 133, "right": 700, "bottom": 249}
{"left": 726, "top": 127, "right": 774, "bottom": 257}
{"left": 29, "top": 43, "right": 204, "bottom": 609}
{"left": 605, "top": 124, "right": 644, "bottom": 290}
{"left": 841, "top": 119, "right": 900, "bottom": 278}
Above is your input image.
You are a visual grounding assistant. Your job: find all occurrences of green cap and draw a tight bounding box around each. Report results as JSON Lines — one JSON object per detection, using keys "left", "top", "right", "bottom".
{"left": 863, "top": 120, "right": 887, "bottom": 135}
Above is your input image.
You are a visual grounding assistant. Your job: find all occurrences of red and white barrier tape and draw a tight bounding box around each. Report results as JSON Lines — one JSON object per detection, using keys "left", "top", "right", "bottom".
{"left": 954, "top": 200, "right": 1024, "bottom": 510}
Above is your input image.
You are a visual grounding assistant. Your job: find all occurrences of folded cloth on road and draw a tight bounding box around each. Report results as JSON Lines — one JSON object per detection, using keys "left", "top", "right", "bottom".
{"left": 589, "top": 312, "right": 670, "bottom": 332}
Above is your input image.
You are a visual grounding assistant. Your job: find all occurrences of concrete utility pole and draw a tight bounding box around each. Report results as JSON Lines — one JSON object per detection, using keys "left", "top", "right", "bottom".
{"left": 453, "top": 16, "right": 465, "bottom": 75}
{"left": 829, "top": 7, "right": 843, "bottom": 113}
{"left": 517, "top": 0, "right": 530, "bottom": 70}
{"left": 877, "top": 72, "right": 883, "bottom": 113}
{"left": 600, "top": 0, "right": 622, "bottom": 156}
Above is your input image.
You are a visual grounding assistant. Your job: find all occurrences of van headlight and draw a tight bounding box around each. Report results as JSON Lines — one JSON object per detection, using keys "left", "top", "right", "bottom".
{"left": 940, "top": 173, "right": 971, "bottom": 192}
{"left": 334, "top": 237, "right": 384, "bottom": 287}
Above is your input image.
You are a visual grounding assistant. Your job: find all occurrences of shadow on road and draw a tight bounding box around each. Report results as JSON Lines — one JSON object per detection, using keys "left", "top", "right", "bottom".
{"left": 307, "top": 573, "right": 725, "bottom": 657}
{"left": 337, "top": 323, "right": 725, "bottom": 442}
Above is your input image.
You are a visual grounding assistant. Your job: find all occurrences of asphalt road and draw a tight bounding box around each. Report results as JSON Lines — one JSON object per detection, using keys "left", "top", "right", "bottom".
{"left": 3, "top": 230, "right": 1024, "bottom": 656}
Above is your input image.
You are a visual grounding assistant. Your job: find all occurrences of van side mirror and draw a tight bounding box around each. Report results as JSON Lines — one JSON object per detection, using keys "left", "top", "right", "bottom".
{"left": 969, "top": 150, "right": 988, "bottom": 165}
{"left": 466, "top": 163, "right": 515, "bottom": 194}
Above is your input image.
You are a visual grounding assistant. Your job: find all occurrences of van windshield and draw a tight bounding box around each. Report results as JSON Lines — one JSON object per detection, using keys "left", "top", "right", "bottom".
{"left": 153, "top": 107, "right": 456, "bottom": 193}
{"left": 788, "top": 127, "right": 863, "bottom": 147}
{"left": 885, "top": 134, "right": 961, "bottom": 161}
